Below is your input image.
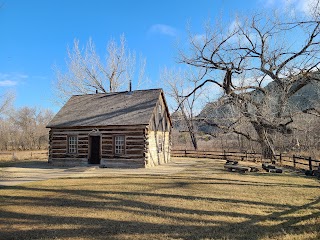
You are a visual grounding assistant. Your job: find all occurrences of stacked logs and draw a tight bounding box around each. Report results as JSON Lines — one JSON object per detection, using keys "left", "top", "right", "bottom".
{"left": 262, "top": 163, "right": 283, "bottom": 173}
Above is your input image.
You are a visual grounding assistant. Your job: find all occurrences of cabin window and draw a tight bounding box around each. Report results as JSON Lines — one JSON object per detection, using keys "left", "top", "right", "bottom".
{"left": 114, "top": 135, "right": 125, "bottom": 155}
{"left": 157, "top": 104, "right": 163, "bottom": 131}
{"left": 68, "top": 135, "right": 77, "bottom": 154}
{"left": 166, "top": 117, "right": 171, "bottom": 131}
{"left": 157, "top": 136, "right": 163, "bottom": 153}
{"left": 163, "top": 115, "right": 167, "bottom": 131}
{"left": 158, "top": 104, "right": 162, "bottom": 115}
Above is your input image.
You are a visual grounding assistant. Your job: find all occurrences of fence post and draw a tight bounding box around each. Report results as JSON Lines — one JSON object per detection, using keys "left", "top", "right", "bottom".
{"left": 279, "top": 153, "right": 282, "bottom": 165}
{"left": 31, "top": 152, "right": 32, "bottom": 158}
{"left": 293, "top": 155, "right": 296, "bottom": 168}
{"left": 245, "top": 151, "right": 248, "bottom": 161}
{"left": 223, "top": 150, "right": 227, "bottom": 160}
{"left": 184, "top": 149, "right": 187, "bottom": 157}
{"left": 308, "top": 157, "right": 312, "bottom": 171}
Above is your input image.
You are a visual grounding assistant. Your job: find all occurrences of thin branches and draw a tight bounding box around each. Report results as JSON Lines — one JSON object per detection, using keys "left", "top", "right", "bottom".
{"left": 178, "top": 9, "right": 320, "bottom": 158}
{"left": 53, "top": 35, "right": 146, "bottom": 104}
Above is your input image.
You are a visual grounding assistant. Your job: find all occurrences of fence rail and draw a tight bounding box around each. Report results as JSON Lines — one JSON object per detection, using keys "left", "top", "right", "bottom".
{"left": 0, "top": 152, "right": 48, "bottom": 155}
{"left": 171, "top": 149, "right": 320, "bottom": 171}
{"left": 172, "top": 149, "right": 262, "bottom": 161}
{"left": 1, "top": 149, "right": 319, "bottom": 172}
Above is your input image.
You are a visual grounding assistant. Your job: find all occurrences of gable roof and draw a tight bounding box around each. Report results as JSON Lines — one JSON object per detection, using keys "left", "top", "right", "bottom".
{"left": 47, "top": 89, "right": 169, "bottom": 128}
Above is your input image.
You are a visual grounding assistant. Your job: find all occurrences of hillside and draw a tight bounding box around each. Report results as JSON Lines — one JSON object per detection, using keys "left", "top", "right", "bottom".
{"left": 197, "top": 80, "right": 320, "bottom": 134}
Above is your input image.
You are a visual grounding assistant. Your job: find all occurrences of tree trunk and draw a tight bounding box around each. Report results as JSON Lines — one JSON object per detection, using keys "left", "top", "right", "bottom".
{"left": 253, "top": 123, "right": 276, "bottom": 159}
{"left": 260, "top": 140, "right": 274, "bottom": 159}
{"left": 189, "top": 131, "right": 198, "bottom": 150}
{"left": 180, "top": 107, "right": 198, "bottom": 150}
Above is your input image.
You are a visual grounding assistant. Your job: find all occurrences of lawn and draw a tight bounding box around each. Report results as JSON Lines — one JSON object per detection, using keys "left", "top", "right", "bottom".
{"left": 0, "top": 157, "right": 319, "bottom": 240}
{"left": 0, "top": 150, "right": 48, "bottom": 167}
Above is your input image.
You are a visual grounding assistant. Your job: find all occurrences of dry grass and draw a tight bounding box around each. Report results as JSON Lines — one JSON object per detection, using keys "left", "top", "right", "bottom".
{"left": 0, "top": 157, "right": 319, "bottom": 240}
{"left": 0, "top": 150, "right": 48, "bottom": 166}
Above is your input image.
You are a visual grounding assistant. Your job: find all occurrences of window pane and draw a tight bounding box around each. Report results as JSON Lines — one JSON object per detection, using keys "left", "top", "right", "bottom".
{"left": 158, "top": 136, "right": 163, "bottom": 153}
{"left": 115, "top": 136, "right": 125, "bottom": 154}
{"left": 68, "top": 136, "right": 77, "bottom": 153}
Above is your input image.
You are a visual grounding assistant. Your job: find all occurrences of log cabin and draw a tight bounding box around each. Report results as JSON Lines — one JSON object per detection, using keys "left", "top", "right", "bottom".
{"left": 46, "top": 89, "right": 172, "bottom": 168}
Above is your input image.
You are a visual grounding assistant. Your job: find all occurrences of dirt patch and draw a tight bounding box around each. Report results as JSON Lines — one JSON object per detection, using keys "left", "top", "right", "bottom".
{"left": 0, "top": 158, "right": 195, "bottom": 186}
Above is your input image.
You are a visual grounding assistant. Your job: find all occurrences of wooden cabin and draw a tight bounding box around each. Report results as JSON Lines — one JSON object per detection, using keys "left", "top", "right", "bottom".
{"left": 46, "top": 89, "right": 172, "bottom": 168}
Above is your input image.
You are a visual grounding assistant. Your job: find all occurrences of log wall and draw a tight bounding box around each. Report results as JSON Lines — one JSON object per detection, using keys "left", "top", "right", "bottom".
{"left": 49, "top": 126, "right": 147, "bottom": 167}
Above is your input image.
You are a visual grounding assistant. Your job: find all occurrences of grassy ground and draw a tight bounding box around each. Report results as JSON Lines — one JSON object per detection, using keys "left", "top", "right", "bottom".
{"left": 0, "top": 157, "right": 319, "bottom": 240}
{"left": 0, "top": 150, "right": 48, "bottom": 167}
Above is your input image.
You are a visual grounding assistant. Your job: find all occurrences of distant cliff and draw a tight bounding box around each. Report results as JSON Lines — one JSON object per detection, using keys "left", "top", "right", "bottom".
{"left": 197, "top": 79, "right": 320, "bottom": 134}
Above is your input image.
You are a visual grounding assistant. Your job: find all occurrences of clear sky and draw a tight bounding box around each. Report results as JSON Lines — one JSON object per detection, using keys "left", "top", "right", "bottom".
{"left": 0, "top": 0, "right": 313, "bottom": 112}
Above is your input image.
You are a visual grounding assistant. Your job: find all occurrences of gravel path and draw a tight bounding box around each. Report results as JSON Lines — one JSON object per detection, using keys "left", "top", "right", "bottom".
{"left": 0, "top": 158, "right": 194, "bottom": 186}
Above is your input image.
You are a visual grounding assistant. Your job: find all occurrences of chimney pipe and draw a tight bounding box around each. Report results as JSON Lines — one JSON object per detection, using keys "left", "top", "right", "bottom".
{"left": 129, "top": 80, "right": 132, "bottom": 92}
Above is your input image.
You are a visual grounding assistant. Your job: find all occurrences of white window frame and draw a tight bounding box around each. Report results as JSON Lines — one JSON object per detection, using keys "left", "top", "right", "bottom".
{"left": 68, "top": 135, "right": 77, "bottom": 154}
{"left": 114, "top": 135, "right": 125, "bottom": 155}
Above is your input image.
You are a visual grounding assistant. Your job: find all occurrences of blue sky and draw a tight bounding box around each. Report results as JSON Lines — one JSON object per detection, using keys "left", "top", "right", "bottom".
{"left": 0, "top": 0, "right": 313, "bottom": 112}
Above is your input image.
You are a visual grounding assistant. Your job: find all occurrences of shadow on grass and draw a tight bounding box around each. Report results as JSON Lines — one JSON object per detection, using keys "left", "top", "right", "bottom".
{"left": 0, "top": 159, "right": 94, "bottom": 171}
{"left": 1, "top": 183, "right": 319, "bottom": 240}
{"left": 0, "top": 157, "right": 319, "bottom": 240}
{"left": 0, "top": 160, "right": 51, "bottom": 169}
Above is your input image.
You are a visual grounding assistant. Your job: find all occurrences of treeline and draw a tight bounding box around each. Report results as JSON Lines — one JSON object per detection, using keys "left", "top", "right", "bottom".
{"left": 172, "top": 113, "right": 320, "bottom": 159}
{"left": 0, "top": 106, "right": 54, "bottom": 151}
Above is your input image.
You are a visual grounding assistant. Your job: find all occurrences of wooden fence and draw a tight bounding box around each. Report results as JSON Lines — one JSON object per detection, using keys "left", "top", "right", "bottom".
{"left": 171, "top": 149, "right": 320, "bottom": 171}
{"left": 0, "top": 151, "right": 48, "bottom": 160}
{"left": 1, "top": 149, "right": 319, "bottom": 172}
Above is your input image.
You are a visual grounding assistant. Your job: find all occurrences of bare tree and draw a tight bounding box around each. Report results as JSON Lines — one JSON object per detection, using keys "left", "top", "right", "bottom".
{"left": 0, "top": 91, "right": 14, "bottom": 116}
{"left": 34, "top": 109, "right": 55, "bottom": 149}
{"left": 179, "top": 8, "right": 320, "bottom": 158}
{"left": 162, "top": 68, "right": 204, "bottom": 150}
{"left": 9, "top": 107, "right": 54, "bottom": 150}
{"left": 54, "top": 35, "right": 146, "bottom": 103}
{"left": 0, "top": 119, "right": 11, "bottom": 150}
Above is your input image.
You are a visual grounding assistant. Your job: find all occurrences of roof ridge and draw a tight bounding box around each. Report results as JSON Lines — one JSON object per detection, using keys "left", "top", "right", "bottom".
{"left": 72, "top": 88, "right": 162, "bottom": 97}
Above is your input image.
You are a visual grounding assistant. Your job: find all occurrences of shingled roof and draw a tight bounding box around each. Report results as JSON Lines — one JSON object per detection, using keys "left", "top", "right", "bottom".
{"left": 47, "top": 89, "right": 166, "bottom": 128}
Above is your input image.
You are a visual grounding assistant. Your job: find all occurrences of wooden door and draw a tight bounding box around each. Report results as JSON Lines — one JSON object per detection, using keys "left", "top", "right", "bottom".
{"left": 89, "top": 136, "right": 101, "bottom": 164}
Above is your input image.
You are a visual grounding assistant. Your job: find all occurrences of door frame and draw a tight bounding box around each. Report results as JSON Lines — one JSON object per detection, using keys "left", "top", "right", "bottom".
{"left": 88, "top": 129, "right": 102, "bottom": 164}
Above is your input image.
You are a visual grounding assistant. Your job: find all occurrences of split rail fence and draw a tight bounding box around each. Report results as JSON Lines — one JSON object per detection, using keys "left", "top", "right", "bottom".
{"left": 171, "top": 149, "right": 320, "bottom": 171}
{"left": 1, "top": 149, "right": 319, "bottom": 172}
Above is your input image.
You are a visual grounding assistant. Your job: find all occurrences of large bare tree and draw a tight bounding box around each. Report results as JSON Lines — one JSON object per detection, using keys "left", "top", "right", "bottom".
{"left": 179, "top": 8, "right": 320, "bottom": 158}
{"left": 54, "top": 34, "right": 146, "bottom": 103}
